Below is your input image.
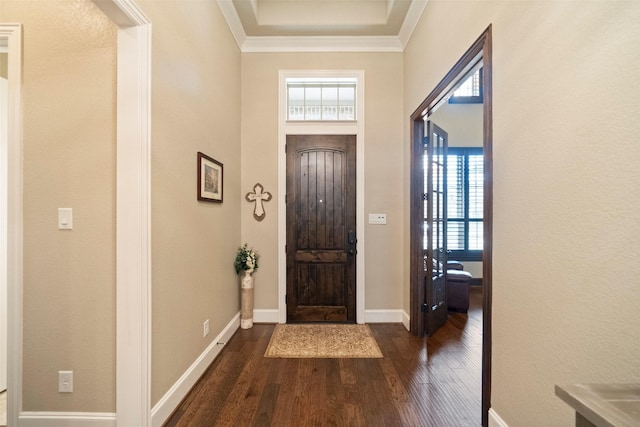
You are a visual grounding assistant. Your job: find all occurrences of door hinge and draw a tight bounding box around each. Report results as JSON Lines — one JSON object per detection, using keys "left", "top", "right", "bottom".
{"left": 423, "top": 136, "right": 429, "bottom": 147}
{"left": 285, "top": 244, "right": 287, "bottom": 254}
{"left": 423, "top": 193, "right": 429, "bottom": 200}
{"left": 285, "top": 194, "right": 287, "bottom": 203}
{"left": 421, "top": 303, "right": 428, "bottom": 313}
{"left": 285, "top": 294, "right": 288, "bottom": 304}
{"left": 285, "top": 144, "right": 287, "bottom": 153}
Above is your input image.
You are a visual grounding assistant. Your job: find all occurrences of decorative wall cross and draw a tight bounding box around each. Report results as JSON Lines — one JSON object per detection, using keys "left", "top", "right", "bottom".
{"left": 246, "top": 183, "right": 272, "bottom": 221}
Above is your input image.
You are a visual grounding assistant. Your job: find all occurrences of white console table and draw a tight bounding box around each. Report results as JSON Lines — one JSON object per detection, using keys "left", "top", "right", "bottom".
{"left": 555, "top": 384, "right": 640, "bottom": 427}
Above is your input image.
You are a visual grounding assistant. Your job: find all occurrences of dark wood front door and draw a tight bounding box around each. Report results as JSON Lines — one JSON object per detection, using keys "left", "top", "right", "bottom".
{"left": 286, "top": 135, "right": 357, "bottom": 323}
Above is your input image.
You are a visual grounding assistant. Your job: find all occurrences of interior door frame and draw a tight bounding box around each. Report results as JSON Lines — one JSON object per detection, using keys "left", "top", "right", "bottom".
{"left": 1, "top": 23, "right": 23, "bottom": 427}
{"left": 409, "top": 26, "right": 493, "bottom": 426}
{"left": 91, "top": 1, "right": 153, "bottom": 425}
{"left": 0, "top": 56, "right": 7, "bottom": 394}
{"left": 278, "top": 70, "right": 365, "bottom": 324}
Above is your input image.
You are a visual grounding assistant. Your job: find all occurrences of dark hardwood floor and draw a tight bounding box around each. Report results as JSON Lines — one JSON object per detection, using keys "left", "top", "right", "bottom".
{"left": 164, "top": 287, "right": 482, "bottom": 426}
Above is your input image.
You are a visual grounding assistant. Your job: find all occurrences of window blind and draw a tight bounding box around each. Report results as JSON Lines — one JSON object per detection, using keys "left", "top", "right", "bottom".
{"left": 424, "top": 148, "right": 483, "bottom": 258}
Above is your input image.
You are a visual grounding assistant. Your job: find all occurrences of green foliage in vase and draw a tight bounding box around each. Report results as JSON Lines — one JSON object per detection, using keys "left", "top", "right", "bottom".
{"left": 234, "top": 243, "right": 259, "bottom": 274}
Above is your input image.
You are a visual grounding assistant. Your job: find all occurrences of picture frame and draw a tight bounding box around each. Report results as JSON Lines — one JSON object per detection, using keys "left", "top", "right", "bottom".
{"left": 197, "top": 152, "right": 223, "bottom": 203}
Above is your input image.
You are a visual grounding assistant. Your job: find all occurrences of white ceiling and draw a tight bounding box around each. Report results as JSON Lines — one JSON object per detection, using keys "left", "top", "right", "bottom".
{"left": 217, "top": 0, "right": 428, "bottom": 52}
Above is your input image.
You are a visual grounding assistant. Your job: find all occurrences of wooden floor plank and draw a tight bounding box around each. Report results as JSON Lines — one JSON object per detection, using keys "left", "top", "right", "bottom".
{"left": 165, "top": 287, "right": 483, "bottom": 426}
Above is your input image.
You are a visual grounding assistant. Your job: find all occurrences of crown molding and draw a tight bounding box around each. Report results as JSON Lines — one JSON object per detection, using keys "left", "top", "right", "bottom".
{"left": 216, "top": 0, "right": 426, "bottom": 53}
{"left": 242, "top": 35, "right": 404, "bottom": 53}
{"left": 93, "top": 0, "right": 150, "bottom": 26}
{"left": 217, "top": 0, "right": 247, "bottom": 49}
{"left": 398, "top": 0, "right": 428, "bottom": 48}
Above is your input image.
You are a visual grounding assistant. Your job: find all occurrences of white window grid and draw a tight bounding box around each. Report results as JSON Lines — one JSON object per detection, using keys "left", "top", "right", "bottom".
{"left": 287, "top": 81, "right": 356, "bottom": 121}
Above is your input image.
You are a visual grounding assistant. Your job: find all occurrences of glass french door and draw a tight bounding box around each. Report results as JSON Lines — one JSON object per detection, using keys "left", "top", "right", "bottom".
{"left": 424, "top": 121, "right": 448, "bottom": 335}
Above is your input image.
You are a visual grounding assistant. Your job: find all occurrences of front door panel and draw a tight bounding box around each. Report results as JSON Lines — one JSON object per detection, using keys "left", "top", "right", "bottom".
{"left": 286, "top": 135, "right": 356, "bottom": 322}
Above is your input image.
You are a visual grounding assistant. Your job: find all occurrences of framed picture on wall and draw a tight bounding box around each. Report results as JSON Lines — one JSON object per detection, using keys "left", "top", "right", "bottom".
{"left": 197, "top": 152, "right": 223, "bottom": 203}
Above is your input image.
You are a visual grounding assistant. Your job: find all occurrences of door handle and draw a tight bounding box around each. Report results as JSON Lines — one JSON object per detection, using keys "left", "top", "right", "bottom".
{"left": 347, "top": 230, "right": 357, "bottom": 256}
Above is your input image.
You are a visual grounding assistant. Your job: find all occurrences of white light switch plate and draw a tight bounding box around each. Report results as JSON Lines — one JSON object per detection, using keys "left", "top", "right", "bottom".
{"left": 58, "top": 208, "right": 73, "bottom": 230}
{"left": 368, "top": 213, "right": 387, "bottom": 225}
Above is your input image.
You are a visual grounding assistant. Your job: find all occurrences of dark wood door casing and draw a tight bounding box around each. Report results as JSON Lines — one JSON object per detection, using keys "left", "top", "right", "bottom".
{"left": 286, "top": 135, "right": 357, "bottom": 323}
{"left": 409, "top": 25, "right": 493, "bottom": 427}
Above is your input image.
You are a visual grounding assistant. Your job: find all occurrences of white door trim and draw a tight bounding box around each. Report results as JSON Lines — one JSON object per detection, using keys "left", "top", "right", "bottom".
{"left": 0, "top": 42, "right": 10, "bottom": 394}
{"left": 277, "top": 70, "right": 365, "bottom": 324}
{"left": 1, "top": 22, "right": 23, "bottom": 427}
{"left": 91, "top": 1, "right": 152, "bottom": 425}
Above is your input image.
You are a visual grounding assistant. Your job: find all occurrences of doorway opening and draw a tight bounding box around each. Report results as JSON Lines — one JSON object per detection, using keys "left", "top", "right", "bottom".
{"left": 278, "top": 70, "right": 365, "bottom": 325}
{"left": 409, "top": 26, "right": 493, "bottom": 426}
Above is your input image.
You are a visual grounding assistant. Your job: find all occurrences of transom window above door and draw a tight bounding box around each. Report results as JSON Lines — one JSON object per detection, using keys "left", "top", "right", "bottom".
{"left": 286, "top": 77, "right": 357, "bottom": 121}
{"left": 449, "top": 68, "right": 483, "bottom": 104}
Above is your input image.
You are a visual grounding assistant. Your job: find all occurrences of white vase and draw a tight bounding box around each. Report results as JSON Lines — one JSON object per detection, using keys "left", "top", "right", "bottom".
{"left": 240, "top": 270, "right": 254, "bottom": 329}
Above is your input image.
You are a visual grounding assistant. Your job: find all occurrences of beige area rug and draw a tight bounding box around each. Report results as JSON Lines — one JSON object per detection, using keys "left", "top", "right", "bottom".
{"left": 264, "top": 324, "right": 383, "bottom": 358}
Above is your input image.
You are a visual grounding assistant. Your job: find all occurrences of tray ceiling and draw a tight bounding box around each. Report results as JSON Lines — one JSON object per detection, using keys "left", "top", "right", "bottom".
{"left": 217, "top": 0, "right": 428, "bottom": 52}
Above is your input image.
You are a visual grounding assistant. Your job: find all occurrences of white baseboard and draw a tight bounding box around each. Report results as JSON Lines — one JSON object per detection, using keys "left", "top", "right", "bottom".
{"left": 489, "top": 408, "right": 509, "bottom": 427}
{"left": 254, "top": 308, "right": 410, "bottom": 327}
{"left": 253, "top": 309, "right": 279, "bottom": 324}
{"left": 364, "top": 309, "right": 405, "bottom": 323}
{"left": 151, "top": 312, "right": 240, "bottom": 427}
{"left": 19, "top": 412, "right": 116, "bottom": 426}
{"left": 19, "top": 314, "right": 240, "bottom": 427}
{"left": 401, "top": 310, "right": 410, "bottom": 331}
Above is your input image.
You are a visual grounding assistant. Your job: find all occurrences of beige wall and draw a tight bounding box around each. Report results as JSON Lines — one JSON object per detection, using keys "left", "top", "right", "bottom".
{"left": 1, "top": 0, "right": 117, "bottom": 412}
{"left": 3, "top": 0, "right": 242, "bottom": 413}
{"left": 241, "top": 52, "right": 405, "bottom": 313}
{"left": 137, "top": 1, "right": 242, "bottom": 406}
{"left": 429, "top": 103, "right": 483, "bottom": 148}
{"left": 405, "top": 1, "right": 640, "bottom": 425}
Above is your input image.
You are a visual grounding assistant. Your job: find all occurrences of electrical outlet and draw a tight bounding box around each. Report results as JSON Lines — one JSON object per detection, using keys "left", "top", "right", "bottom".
{"left": 58, "top": 371, "right": 73, "bottom": 393}
{"left": 203, "top": 319, "right": 210, "bottom": 337}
